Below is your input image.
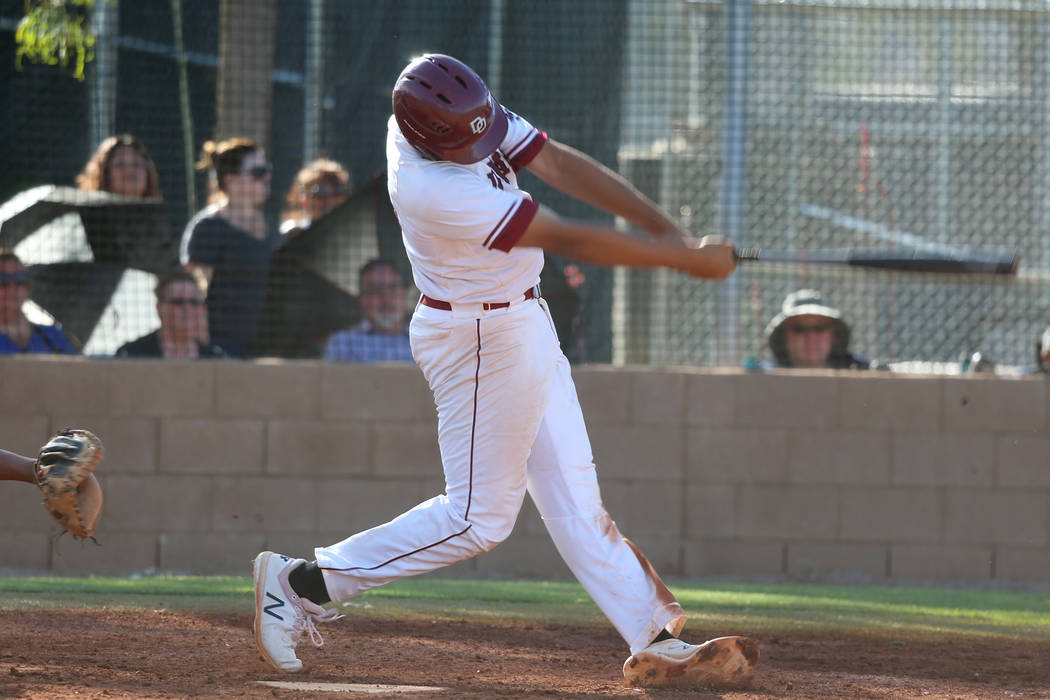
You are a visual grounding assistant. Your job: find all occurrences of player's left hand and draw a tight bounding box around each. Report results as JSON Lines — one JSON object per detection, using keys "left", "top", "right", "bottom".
{"left": 681, "top": 235, "right": 737, "bottom": 280}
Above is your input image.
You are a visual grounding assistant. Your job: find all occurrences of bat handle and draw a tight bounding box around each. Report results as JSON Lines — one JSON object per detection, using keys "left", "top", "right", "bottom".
{"left": 735, "top": 247, "right": 760, "bottom": 261}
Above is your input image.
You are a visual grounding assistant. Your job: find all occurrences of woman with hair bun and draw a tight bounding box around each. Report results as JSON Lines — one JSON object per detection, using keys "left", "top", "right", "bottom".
{"left": 178, "top": 137, "right": 281, "bottom": 358}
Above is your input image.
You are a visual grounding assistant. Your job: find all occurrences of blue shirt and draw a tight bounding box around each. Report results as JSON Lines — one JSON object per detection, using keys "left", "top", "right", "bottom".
{"left": 323, "top": 321, "right": 413, "bottom": 364}
{"left": 0, "top": 324, "right": 77, "bottom": 355}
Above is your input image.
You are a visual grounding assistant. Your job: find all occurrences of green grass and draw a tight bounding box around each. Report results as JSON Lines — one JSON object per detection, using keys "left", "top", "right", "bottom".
{"left": 1, "top": 576, "right": 1048, "bottom": 643}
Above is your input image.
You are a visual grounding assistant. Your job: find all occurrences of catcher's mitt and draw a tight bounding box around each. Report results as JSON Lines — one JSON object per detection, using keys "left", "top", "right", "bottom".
{"left": 34, "top": 429, "right": 105, "bottom": 540}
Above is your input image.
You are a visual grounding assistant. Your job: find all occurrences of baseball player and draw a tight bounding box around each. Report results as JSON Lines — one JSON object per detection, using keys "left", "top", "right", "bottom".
{"left": 0, "top": 448, "right": 35, "bottom": 483}
{"left": 253, "top": 53, "right": 758, "bottom": 688}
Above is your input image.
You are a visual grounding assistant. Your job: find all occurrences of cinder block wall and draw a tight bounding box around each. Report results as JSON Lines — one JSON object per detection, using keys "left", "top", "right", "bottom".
{"left": 2, "top": 356, "right": 1047, "bottom": 586}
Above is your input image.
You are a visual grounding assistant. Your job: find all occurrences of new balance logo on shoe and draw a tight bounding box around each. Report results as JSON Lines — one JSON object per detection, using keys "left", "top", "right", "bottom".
{"left": 253, "top": 550, "right": 342, "bottom": 673}
{"left": 264, "top": 592, "right": 285, "bottom": 620}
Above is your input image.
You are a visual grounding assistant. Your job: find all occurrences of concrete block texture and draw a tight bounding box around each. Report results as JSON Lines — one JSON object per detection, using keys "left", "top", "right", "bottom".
{"left": 211, "top": 477, "right": 317, "bottom": 533}
{"left": 891, "top": 544, "right": 992, "bottom": 581}
{"left": 733, "top": 373, "right": 840, "bottom": 429}
{"left": 0, "top": 414, "right": 50, "bottom": 455}
{"left": 0, "top": 483, "right": 59, "bottom": 532}
{"left": 103, "top": 475, "right": 214, "bottom": 532}
{"left": 629, "top": 368, "right": 685, "bottom": 426}
{"left": 160, "top": 532, "right": 265, "bottom": 575}
{"left": 840, "top": 487, "right": 941, "bottom": 543}
{"left": 787, "top": 430, "right": 890, "bottom": 485}
{"left": 267, "top": 420, "right": 370, "bottom": 476}
{"left": 160, "top": 418, "right": 265, "bottom": 474}
{"left": 943, "top": 375, "right": 1045, "bottom": 434}
{"left": 684, "top": 540, "right": 785, "bottom": 578}
{"left": 736, "top": 485, "right": 838, "bottom": 539}
{"left": 50, "top": 533, "right": 158, "bottom": 576}
{"left": 891, "top": 432, "right": 995, "bottom": 486}
{"left": 787, "top": 542, "right": 888, "bottom": 581}
{"left": 0, "top": 533, "right": 50, "bottom": 572}
{"left": 588, "top": 424, "right": 683, "bottom": 479}
{"left": 685, "top": 484, "right": 736, "bottom": 538}
{"left": 995, "top": 546, "right": 1050, "bottom": 582}
{"left": 838, "top": 374, "right": 942, "bottom": 431}
{"left": 7, "top": 360, "right": 1050, "bottom": 583}
{"left": 685, "top": 372, "right": 737, "bottom": 427}
{"left": 996, "top": 434, "right": 1050, "bottom": 487}
{"left": 571, "top": 366, "right": 631, "bottom": 425}
{"left": 108, "top": 359, "right": 215, "bottom": 417}
{"left": 320, "top": 364, "right": 433, "bottom": 422}
{"left": 215, "top": 361, "right": 322, "bottom": 419}
{"left": 600, "top": 479, "right": 682, "bottom": 536}
{"left": 943, "top": 489, "right": 1046, "bottom": 546}
{"left": 0, "top": 356, "right": 112, "bottom": 416}
{"left": 371, "top": 422, "right": 442, "bottom": 476}
{"left": 687, "top": 429, "right": 788, "bottom": 483}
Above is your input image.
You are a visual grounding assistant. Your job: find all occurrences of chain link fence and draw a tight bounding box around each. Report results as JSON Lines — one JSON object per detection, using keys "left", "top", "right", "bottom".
{"left": 1, "top": 0, "right": 1046, "bottom": 370}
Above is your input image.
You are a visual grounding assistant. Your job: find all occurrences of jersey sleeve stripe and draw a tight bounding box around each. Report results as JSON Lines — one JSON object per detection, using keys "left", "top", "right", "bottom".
{"left": 506, "top": 131, "right": 548, "bottom": 172}
{"left": 487, "top": 198, "right": 539, "bottom": 252}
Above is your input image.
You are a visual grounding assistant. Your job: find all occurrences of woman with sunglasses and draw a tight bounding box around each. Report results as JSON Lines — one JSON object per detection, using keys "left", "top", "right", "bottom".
{"left": 0, "top": 249, "right": 76, "bottom": 355}
{"left": 115, "top": 267, "right": 227, "bottom": 359}
{"left": 179, "top": 138, "right": 281, "bottom": 358}
{"left": 279, "top": 158, "right": 350, "bottom": 238}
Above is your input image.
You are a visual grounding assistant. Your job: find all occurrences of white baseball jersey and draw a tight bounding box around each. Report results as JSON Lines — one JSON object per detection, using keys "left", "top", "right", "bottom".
{"left": 315, "top": 106, "right": 688, "bottom": 655}
{"left": 386, "top": 108, "right": 545, "bottom": 304}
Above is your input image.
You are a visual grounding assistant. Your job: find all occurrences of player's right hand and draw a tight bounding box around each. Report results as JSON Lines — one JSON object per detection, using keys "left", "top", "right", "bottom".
{"left": 681, "top": 236, "right": 737, "bottom": 280}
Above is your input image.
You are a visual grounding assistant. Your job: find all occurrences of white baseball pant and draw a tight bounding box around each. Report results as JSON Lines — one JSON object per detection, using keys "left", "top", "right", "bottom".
{"left": 315, "top": 296, "right": 685, "bottom": 653}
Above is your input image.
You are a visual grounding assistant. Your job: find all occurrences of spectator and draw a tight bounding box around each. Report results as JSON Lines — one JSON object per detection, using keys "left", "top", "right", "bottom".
{"left": 0, "top": 249, "right": 76, "bottom": 355}
{"left": 179, "top": 138, "right": 281, "bottom": 358}
{"left": 1035, "top": 326, "right": 1050, "bottom": 373}
{"left": 765, "top": 288, "right": 869, "bottom": 369}
{"left": 115, "top": 267, "right": 227, "bottom": 359}
{"left": 323, "top": 258, "right": 412, "bottom": 363}
{"left": 280, "top": 158, "right": 351, "bottom": 238}
{"left": 76, "top": 134, "right": 162, "bottom": 199}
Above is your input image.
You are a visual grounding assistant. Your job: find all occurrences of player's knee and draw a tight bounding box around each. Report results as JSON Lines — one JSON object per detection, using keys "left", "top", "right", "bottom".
{"left": 467, "top": 512, "right": 518, "bottom": 552}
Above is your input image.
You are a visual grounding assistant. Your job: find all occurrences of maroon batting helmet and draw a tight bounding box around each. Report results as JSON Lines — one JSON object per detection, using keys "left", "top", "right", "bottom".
{"left": 392, "top": 53, "right": 508, "bottom": 165}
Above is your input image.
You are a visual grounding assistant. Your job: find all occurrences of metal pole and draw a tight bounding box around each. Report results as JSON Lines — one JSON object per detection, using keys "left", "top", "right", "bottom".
{"left": 89, "top": 0, "right": 118, "bottom": 147}
{"left": 717, "top": 0, "right": 750, "bottom": 366}
{"left": 303, "top": 0, "right": 324, "bottom": 161}
{"left": 487, "top": 0, "right": 504, "bottom": 97}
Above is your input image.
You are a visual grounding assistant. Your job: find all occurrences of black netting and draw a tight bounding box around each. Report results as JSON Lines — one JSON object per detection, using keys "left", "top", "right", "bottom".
{"left": 0, "top": 1, "right": 1045, "bottom": 371}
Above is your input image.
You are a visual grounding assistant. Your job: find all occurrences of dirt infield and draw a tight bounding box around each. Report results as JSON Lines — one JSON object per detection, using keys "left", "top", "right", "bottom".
{"left": 1, "top": 609, "right": 1048, "bottom": 699}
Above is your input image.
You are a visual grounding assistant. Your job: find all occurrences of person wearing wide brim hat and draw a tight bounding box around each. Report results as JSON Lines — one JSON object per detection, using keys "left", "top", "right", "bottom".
{"left": 765, "top": 289, "right": 869, "bottom": 369}
{"left": 1035, "top": 325, "right": 1050, "bottom": 373}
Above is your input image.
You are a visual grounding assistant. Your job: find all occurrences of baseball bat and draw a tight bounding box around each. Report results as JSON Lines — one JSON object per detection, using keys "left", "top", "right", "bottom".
{"left": 734, "top": 247, "right": 1019, "bottom": 276}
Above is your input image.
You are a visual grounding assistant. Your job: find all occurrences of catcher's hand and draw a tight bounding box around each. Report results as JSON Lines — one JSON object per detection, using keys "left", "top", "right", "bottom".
{"left": 34, "top": 429, "right": 105, "bottom": 540}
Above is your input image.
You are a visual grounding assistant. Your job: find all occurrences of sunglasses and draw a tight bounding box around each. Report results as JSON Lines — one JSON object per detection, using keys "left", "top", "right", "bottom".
{"left": 0, "top": 272, "right": 29, "bottom": 285}
{"left": 787, "top": 323, "right": 832, "bottom": 335}
{"left": 242, "top": 163, "right": 273, "bottom": 180}
{"left": 163, "top": 297, "right": 205, "bottom": 307}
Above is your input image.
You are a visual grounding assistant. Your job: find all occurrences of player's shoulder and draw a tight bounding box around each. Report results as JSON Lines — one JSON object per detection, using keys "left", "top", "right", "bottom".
{"left": 392, "top": 158, "right": 487, "bottom": 214}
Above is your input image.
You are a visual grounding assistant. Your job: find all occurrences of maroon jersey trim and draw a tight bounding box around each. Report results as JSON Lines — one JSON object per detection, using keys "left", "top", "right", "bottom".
{"left": 507, "top": 130, "right": 548, "bottom": 172}
{"left": 487, "top": 198, "right": 539, "bottom": 252}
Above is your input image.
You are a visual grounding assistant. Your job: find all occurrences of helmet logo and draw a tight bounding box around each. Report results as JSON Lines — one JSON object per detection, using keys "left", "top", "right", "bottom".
{"left": 469, "top": 116, "right": 487, "bottom": 134}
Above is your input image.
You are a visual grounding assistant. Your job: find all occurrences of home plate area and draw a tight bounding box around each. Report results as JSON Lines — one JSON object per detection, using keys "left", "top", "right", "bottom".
{"left": 255, "top": 681, "right": 445, "bottom": 694}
